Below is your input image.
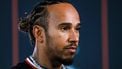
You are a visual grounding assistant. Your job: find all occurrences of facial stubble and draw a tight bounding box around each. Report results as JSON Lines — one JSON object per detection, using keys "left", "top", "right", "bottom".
{"left": 45, "top": 32, "right": 75, "bottom": 66}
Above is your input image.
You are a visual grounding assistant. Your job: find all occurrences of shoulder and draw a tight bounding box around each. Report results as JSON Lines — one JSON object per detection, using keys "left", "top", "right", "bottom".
{"left": 11, "top": 61, "right": 33, "bottom": 69}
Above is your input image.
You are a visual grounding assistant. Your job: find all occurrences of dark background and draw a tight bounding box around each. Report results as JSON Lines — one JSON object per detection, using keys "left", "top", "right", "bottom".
{"left": 0, "top": 0, "right": 122, "bottom": 69}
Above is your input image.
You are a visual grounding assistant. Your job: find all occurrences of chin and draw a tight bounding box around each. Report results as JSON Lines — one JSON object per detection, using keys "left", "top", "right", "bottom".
{"left": 62, "top": 58, "right": 74, "bottom": 65}
{"left": 61, "top": 53, "right": 76, "bottom": 65}
{"left": 57, "top": 55, "right": 74, "bottom": 65}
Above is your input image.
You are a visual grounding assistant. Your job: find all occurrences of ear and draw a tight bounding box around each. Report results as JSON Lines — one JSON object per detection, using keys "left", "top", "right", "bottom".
{"left": 32, "top": 25, "right": 45, "bottom": 43}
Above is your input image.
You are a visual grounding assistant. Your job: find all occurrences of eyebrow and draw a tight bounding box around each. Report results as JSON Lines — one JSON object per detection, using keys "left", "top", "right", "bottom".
{"left": 59, "top": 22, "right": 71, "bottom": 26}
{"left": 58, "top": 22, "right": 81, "bottom": 26}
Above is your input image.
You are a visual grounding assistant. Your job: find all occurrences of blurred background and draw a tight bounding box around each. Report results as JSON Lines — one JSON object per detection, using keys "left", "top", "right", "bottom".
{"left": 0, "top": 0, "right": 122, "bottom": 69}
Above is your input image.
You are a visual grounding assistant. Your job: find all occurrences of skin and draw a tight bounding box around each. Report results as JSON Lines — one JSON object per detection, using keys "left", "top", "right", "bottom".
{"left": 32, "top": 3, "right": 80, "bottom": 69}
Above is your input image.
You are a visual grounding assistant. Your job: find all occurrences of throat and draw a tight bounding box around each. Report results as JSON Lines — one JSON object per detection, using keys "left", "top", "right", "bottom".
{"left": 32, "top": 52, "right": 63, "bottom": 69}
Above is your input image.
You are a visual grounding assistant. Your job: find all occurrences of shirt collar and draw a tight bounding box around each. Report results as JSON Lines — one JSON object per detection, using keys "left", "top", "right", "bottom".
{"left": 26, "top": 56, "right": 67, "bottom": 69}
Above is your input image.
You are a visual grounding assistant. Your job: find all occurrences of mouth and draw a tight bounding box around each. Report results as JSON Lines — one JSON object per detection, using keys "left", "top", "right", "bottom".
{"left": 65, "top": 46, "right": 77, "bottom": 53}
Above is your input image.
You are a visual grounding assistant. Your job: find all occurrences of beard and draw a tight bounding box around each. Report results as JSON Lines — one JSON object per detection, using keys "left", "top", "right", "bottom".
{"left": 45, "top": 32, "right": 74, "bottom": 66}
{"left": 54, "top": 55, "right": 74, "bottom": 65}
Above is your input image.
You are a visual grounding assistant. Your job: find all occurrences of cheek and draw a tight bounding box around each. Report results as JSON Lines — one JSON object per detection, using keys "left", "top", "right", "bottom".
{"left": 56, "top": 31, "right": 68, "bottom": 43}
{"left": 49, "top": 31, "right": 68, "bottom": 50}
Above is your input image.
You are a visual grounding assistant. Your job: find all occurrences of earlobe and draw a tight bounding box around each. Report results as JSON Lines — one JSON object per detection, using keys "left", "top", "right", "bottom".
{"left": 32, "top": 25, "right": 44, "bottom": 43}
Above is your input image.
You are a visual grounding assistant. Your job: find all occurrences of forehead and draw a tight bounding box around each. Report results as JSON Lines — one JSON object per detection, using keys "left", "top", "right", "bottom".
{"left": 47, "top": 3, "right": 80, "bottom": 26}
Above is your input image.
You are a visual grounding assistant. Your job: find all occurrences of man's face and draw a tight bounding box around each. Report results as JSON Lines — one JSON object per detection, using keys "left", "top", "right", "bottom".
{"left": 45, "top": 3, "right": 80, "bottom": 65}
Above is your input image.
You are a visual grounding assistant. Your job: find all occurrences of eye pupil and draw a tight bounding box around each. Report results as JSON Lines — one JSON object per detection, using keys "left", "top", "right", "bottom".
{"left": 60, "top": 25, "right": 70, "bottom": 32}
{"left": 76, "top": 26, "right": 81, "bottom": 31}
{"left": 63, "top": 27, "right": 67, "bottom": 30}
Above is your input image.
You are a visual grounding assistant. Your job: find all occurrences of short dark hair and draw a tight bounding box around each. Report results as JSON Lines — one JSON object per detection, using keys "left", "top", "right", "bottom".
{"left": 18, "top": 0, "right": 70, "bottom": 45}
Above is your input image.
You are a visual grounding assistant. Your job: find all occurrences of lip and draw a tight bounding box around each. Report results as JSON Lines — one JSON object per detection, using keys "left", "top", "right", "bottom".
{"left": 65, "top": 46, "right": 77, "bottom": 53}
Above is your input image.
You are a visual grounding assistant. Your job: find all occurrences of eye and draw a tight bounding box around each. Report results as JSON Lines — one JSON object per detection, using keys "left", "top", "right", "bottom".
{"left": 59, "top": 25, "right": 71, "bottom": 32}
{"left": 61, "top": 25, "right": 70, "bottom": 31}
{"left": 76, "top": 25, "right": 81, "bottom": 32}
{"left": 58, "top": 23, "right": 72, "bottom": 32}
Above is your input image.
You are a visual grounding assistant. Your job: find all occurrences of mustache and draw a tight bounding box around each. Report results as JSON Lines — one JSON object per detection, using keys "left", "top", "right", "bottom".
{"left": 64, "top": 42, "right": 78, "bottom": 49}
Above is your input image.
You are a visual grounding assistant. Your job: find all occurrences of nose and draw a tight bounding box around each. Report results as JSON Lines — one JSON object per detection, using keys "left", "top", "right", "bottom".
{"left": 68, "top": 29, "right": 79, "bottom": 43}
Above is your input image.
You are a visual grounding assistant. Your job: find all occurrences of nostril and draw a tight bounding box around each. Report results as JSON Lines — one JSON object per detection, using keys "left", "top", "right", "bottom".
{"left": 68, "top": 37, "right": 78, "bottom": 43}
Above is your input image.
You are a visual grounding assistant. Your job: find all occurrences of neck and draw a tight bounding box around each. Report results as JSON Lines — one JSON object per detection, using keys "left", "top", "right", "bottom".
{"left": 32, "top": 43, "right": 63, "bottom": 69}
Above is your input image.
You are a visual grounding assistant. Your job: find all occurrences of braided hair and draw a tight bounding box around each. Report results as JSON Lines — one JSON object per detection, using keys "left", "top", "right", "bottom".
{"left": 19, "top": 0, "right": 70, "bottom": 45}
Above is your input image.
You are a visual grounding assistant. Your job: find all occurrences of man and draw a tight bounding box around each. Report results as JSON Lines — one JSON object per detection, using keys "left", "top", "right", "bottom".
{"left": 12, "top": 0, "right": 80, "bottom": 69}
